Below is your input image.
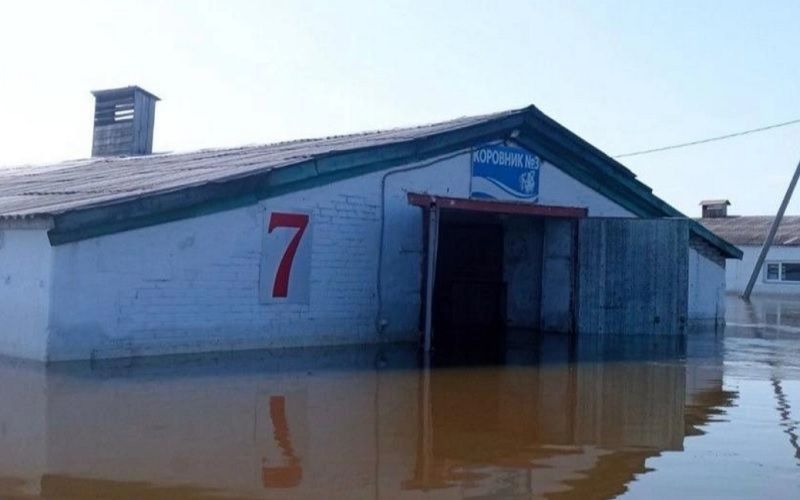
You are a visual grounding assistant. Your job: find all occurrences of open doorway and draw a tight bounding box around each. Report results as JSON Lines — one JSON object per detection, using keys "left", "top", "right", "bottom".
{"left": 410, "top": 193, "right": 586, "bottom": 354}
{"left": 433, "top": 213, "right": 506, "bottom": 351}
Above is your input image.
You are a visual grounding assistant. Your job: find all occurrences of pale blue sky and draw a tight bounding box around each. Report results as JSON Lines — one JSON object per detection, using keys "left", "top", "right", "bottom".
{"left": 1, "top": 1, "right": 799, "bottom": 216}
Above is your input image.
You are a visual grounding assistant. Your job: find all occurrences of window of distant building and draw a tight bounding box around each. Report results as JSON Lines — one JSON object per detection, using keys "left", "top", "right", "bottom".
{"left": 764, "top": 262, "right": 800, "bottom": 283}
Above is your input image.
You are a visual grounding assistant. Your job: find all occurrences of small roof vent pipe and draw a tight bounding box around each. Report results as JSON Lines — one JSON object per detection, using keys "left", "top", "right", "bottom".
{"left": 700, "top": 199, "right": 731, "bottom": 218}
{"left": 91, "top": 86, "right": 160, "bottom": 157}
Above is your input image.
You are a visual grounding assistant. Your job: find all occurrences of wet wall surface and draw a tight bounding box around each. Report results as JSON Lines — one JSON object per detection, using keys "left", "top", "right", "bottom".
{"left": 0, "top": 296, "right": 798, "bottom": 499}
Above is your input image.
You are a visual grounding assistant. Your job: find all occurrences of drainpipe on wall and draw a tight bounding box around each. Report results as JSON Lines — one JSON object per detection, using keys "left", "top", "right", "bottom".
{"left": 423, "top": 205, "right": 440, "bottom": 353}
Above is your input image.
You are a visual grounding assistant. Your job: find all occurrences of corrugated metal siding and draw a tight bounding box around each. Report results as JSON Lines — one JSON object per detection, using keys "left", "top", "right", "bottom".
{"left": 577, "top": 219, "right": 689, "bottom": 335}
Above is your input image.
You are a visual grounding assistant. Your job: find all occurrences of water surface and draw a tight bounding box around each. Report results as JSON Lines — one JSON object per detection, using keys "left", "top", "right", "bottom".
{"left": 0, "top": 296, "right": 798, "bottom": 499}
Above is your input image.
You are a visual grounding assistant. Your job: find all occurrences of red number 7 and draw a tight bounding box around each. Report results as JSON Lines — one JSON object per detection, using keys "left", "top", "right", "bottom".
{"left": 268, "top": 212, "right": 310, "bottom": 298}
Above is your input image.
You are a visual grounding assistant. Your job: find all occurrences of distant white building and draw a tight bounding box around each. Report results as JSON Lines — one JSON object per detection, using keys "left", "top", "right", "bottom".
{"left": 699, "top": 200, "right": 800, "bottom": 295}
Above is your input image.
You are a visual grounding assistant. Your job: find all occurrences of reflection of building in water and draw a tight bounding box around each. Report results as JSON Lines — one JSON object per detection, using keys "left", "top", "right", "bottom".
{"left": 726, "top": 294, "right": 800, "bottom": 334}
{"left": 403, "top": 336, "right": 735, "bottom": 499}
{"left": 0, "top": 338, "right": 734, "bottom": 499}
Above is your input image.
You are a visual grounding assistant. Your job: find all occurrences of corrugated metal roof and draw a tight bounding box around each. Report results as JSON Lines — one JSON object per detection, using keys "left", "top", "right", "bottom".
{"left": 0, "top": 105, "right": 743, "bottom": 259}
{"left": 0, "top": 109, "right": 516, "bottom": 219}
{"left": 697, "top": 216, "right": 800, "bottom": 246}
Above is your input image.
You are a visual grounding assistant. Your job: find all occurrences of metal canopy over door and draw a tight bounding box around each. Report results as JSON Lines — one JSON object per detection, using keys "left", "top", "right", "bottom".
{"left": 577, "top": 218, "right": 690, "bottom": 336}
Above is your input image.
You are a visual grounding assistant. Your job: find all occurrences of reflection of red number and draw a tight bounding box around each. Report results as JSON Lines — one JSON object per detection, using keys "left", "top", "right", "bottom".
{"left": 268, "top": 212, "right": 310, "bottom": 298}
{"left": 263, "top": 395, "right": 302, "bottom": 488}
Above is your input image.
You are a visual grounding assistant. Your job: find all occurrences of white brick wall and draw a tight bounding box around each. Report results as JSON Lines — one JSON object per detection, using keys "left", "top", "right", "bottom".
{"left": 49, "top": 189, "right": 385, "bottom": 360}
{"left": 0, "top": 229, "right": 52, "bottom": 360}
{"left": 39, "top": 146, "right": 639, "bottom": 360}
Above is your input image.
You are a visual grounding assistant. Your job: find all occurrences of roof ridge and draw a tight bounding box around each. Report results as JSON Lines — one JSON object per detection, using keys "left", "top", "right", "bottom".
{"left": 259, "top": 108, "right": 522, "bottom": 145}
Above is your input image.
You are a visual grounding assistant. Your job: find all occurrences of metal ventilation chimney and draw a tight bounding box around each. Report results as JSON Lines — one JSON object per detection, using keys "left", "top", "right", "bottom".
{"left": 700, "top": 199, "right": 730, "bottom": 218}
{"left": 91, "top": 86, "right": 160, "bottom": 157}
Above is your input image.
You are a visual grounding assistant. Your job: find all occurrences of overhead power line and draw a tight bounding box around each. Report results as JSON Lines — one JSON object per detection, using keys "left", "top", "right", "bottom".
{"left": 614, "top": 117, "right": 800, "bottom": 159}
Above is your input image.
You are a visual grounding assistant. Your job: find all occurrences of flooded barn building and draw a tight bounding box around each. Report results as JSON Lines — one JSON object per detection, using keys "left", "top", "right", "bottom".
{"left": 0, "top": 87, "right": 741, "bottom": 362}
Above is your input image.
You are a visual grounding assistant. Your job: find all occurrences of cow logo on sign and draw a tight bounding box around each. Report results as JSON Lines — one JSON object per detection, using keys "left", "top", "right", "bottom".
{"left": 470, "top": 145, "right": 541, "bottom": 202}
{"left": 259, "top": 210, "right": 312, "bottom": 304}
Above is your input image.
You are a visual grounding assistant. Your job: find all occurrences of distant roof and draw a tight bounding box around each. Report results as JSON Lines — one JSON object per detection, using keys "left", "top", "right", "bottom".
{"left": 700, "top": 199, "right": 730, "bottom": 206}
{"left": 0, "top": 105, "right": 742, "bottom": 258}
{"left": 698, "top": 216, "right": 800, "bottom": 246}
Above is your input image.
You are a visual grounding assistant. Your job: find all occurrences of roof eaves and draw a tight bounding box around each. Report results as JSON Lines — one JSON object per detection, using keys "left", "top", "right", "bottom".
{"left": 0, "top": 214, "right": 54, "bottom": 229}
{"left": 689, "top": 220, "right": 743, "bottom": 259}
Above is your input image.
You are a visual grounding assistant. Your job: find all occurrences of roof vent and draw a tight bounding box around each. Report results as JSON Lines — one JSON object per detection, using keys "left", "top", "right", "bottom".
{"left": 700, "top": 199, "right": 730, "bottom": 218}
{"left": 91, "top": 86, "right": 160, "bottom": 157}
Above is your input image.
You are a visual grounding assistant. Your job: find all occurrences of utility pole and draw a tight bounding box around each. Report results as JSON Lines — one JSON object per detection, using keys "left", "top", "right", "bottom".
{"left": 742, "top": 157, "right": 800, "bottom": 301}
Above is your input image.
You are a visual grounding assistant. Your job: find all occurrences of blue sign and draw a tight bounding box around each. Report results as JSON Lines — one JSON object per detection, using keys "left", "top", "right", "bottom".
{"left": 471, "top": 145, "right": 541, "bottom": 201}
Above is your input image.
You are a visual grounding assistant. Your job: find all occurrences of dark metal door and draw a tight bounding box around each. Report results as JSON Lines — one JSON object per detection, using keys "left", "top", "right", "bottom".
{"left": 577, "top": 218, "right": 689, "bottom": 335}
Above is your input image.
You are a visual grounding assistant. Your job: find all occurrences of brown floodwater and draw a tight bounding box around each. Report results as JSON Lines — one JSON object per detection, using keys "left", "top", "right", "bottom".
{"left": 0, "top": 296, "right": 799, "bottom": 499}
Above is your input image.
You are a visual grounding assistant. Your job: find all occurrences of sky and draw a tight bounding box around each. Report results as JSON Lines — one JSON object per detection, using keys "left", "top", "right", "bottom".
{"left": 1, "top": 0, "right": 800, "bottom": 216}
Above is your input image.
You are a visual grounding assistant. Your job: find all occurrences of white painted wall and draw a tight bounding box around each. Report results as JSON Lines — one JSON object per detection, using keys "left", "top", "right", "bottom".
{"left": 0, "top": 229, "right": 52, "bottom": 360}
{"left": 45, "top": 144, "right": 637, "bottom": 360}
{"left": 687, "top": 247, "right": 726, "bottom": 322}
{"left": 537, "top": 162, "right": 635, "bottom": 217}
{"left": 725, "top": 245, "right": 800, "bottom": 296}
